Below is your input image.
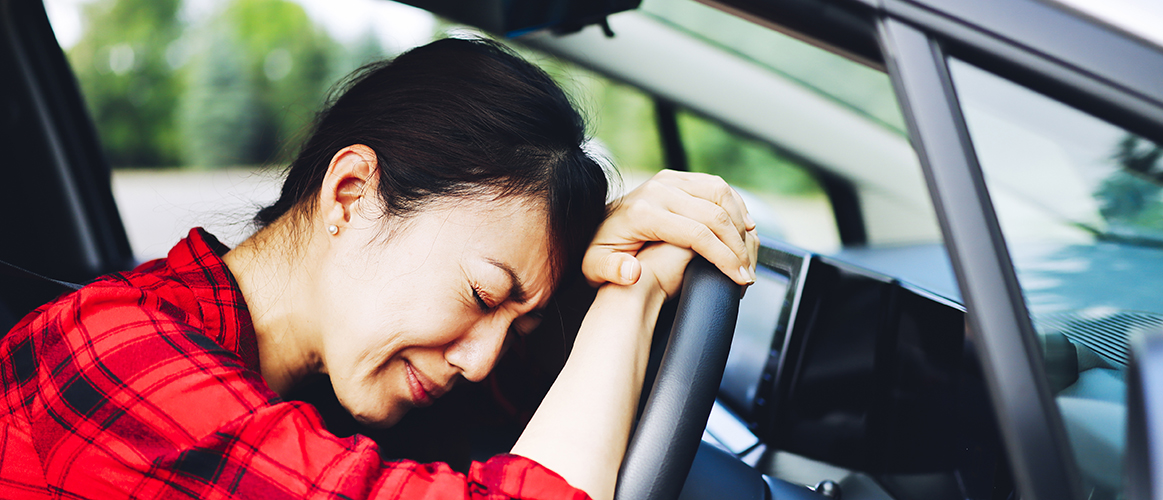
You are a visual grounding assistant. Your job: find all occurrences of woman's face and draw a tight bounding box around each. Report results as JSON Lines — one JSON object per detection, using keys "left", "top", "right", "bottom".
{"left": 318, "top": 194, "right": 554, "bottom": 427}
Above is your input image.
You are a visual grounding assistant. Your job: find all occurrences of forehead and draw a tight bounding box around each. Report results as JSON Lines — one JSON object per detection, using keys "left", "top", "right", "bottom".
{"left": 436, "top": 195, "right": 556, "bottom": 298}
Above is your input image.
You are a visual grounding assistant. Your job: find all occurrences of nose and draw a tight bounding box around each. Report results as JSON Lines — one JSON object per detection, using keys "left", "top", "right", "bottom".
{"left": 444, "top": 318, "right": 510, "bottom": 383}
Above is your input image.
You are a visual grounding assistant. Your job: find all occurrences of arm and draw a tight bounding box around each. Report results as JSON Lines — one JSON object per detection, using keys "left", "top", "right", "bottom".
{"left": 513, "top": 171, "right": 759, "bottom": 500}
{"left": 511, "top": 244, "right": 692, "bottom": 500}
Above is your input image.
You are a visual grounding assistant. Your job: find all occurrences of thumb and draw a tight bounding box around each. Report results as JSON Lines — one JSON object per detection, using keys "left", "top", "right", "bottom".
{"left": 582, "top": 248, "right": 642, "bottom": 287}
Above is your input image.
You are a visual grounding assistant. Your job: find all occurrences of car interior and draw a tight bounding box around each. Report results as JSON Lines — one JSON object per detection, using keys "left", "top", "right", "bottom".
{"left": 4, "top": 0, "right": 1163, "bottom": 499}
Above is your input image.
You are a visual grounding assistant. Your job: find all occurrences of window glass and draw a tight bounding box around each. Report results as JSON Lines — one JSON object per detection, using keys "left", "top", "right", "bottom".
{"left": 640, "top": 0, "right": 906, "bottom": 135}
{"left": 47, "top": 0, "right": 435, "bottom": 259}
{"left": 677, "top": 110, "right": 838, "bottom": 251}
{"left": 637, "top": 0, "right": 935, "bottom": 249}
{"left": 949, "top": 58, "right": 1163, "bottom": 500}
{"left": 46, "top": 0, "right": 662, "bottom": 261}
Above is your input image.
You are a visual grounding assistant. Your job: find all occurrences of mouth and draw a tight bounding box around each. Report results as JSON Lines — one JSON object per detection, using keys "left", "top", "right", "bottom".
{"left": 404, "top": 360, "right": 445, "bottom": 407}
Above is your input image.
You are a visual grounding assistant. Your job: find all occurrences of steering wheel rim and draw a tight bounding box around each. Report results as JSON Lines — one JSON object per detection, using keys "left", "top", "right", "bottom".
{"left": 613, "top": 256, "right": 742, "bottom": 500}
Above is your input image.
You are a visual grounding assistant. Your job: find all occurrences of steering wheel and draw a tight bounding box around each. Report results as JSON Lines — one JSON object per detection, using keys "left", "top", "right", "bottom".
{"left": 613, "top": 256, "right": 742, "bottom": 500}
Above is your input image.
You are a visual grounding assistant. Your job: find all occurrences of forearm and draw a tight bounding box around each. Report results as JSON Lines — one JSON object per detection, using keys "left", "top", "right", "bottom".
{"left": 510, "top": 281, "right": 666, "bottom": 500}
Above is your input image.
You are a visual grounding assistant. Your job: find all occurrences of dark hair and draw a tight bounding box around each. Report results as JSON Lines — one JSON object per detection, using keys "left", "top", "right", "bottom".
{"left": 256, "top": 37, "right": 608, "bottom": 282}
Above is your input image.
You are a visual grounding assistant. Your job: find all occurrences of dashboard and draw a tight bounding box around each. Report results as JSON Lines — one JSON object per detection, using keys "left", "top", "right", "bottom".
{"left": 695, "top": 242, "right": 1016, "bottom": 500}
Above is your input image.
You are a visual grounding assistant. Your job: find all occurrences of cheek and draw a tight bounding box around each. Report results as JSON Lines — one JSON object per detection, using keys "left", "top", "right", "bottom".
{"left": 323, "top": 313, "right": 474, "bottom": 427}
{"left": 331, "top": 356, "right": 409, "bottom": 428}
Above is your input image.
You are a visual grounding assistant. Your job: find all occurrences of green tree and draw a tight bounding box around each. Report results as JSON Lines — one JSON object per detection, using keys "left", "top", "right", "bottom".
{"left": 229, "top": 0, "right": 337, "bottom": 164}
{"left": 678, "top": 110, "right": 819, "bottom": 196}
{"left": 514, "top": 45, "right": 663, "bottom": 176}
{"left": 67, "top": 0, "right": 184, "bottom": 167}
{"left": 178, "top": 0, "right": 338, "bottom": 167}
{"left": 177, "top": 24, "right": 259, "bottom": 168}
{"left": 326, "top": 30, "right": 387, "bottom": 87}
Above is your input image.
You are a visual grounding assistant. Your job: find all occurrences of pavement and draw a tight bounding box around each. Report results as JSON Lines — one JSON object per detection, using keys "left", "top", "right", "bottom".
{"left": 111, "top": 167, "right": 838, "bottom": 262}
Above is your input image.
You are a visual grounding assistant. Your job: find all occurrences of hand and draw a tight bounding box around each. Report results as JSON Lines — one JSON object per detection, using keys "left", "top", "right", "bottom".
{"left": 582, "top": 170, "right": 759, "bottom": 287}
{"left": 629, "top": 242, "right": 695, "bottom": 301}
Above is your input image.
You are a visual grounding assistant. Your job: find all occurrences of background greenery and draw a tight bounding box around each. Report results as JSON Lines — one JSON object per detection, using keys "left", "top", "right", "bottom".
{"left": 62, "top": 0, "right": 824, "bottom": 202}
{"left": 67, "top": 0, "right": 378, "bottom": 168}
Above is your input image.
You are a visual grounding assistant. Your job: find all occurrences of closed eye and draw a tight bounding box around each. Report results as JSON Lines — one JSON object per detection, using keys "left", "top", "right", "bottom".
{"left": 471, "top": 285, "right": 492, "bottom": 312}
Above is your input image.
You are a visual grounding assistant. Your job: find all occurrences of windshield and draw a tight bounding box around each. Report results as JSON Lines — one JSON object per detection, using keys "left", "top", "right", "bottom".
{"left": 638, "top": 0, "right": 905, "bottom": 135}
{"left": 949, "top": 58, "right": 1163, "bottom": 499}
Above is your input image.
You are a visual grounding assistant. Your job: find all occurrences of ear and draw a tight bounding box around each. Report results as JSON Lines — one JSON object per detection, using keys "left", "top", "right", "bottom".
{"left": 319, "top": 144, "right": 379, "bottom": 233}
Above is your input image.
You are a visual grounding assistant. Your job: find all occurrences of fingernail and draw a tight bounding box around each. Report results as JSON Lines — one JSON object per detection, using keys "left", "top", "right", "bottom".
{"left": 744, "top": 213, "right": 756, "bottom": 230}
{"left": 621, "top": 260, "right": 635, "bottom": 282}
{"left": 739, "top": 266, "right": 755, "bottom": 284}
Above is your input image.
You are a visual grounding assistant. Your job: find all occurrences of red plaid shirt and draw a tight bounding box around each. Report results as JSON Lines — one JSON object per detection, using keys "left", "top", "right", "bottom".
{"left": 0, "top": 229, "right": 588, "bottom": 500}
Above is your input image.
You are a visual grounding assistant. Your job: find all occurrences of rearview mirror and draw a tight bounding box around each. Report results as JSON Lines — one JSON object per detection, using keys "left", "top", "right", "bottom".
{"left": 396, "top": 0, "right": 641, "bottom": 37}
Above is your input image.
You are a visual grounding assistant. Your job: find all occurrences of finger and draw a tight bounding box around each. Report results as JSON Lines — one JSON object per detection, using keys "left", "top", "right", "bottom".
{"left": 581, "top": 247, "right": 642, "bottom": 287}
{"left": 746, "top": 227, "right": 760, "bottom": 274}
{"left": 660, "top": 172, "right": 754, "bottom": 234}
{"left": 658, "top": 191, "right": 752, "bottom": 270}
{"left": 640, "top": 210, "right": 754, "bottom": 285}
{"left": 741, "top": 228, "right": 760, "bottom": 298}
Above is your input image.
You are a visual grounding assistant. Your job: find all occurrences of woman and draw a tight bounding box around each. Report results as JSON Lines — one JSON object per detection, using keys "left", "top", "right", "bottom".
{"left": 0, "top": 38, "right": 757, "bottom": 500}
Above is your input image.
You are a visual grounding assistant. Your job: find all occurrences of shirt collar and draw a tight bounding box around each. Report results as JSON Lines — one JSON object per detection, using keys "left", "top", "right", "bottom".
{"left": 165, "top": 228, "right": 260, "bottom": 371}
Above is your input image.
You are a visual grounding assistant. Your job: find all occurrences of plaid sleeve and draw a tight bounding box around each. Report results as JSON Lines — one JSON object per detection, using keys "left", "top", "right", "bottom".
{"left": 14, "top": 283, "right": 590, "bottom": 500}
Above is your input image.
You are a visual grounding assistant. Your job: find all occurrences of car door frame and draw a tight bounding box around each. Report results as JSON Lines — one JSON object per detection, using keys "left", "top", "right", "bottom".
{"left": 1, "top": 0, "right": 133, "bottom": 281}
{"left": 700, "top": 0, "right": 1163, "bottom": 499}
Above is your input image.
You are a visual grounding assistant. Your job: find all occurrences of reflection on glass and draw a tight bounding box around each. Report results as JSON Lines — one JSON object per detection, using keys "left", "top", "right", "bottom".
{"left": 949, "top": 58, "right": 1163, "bottom": 499}
{"left": 639, "top": 0, "right": 905, "bottom": 134}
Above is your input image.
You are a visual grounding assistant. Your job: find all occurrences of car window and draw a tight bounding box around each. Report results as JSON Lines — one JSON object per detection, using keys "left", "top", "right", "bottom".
{"left": 44, "top": 0, "right": 664, "bottom": 261}
{"left": 639, "top": 0, "right": 905, "bottom": 136}
{"left": 676, "top": 109, "right": 839, "bottom": 250}
{"left": 632, "top": 0, "right": 934, "bottom": 250}
{"left": 48, "top": 0, "right": 843, "bottom": 259}
{"left": 948, "top": 58, "right": 1163, "bottom": 500}
{"left": 45, "top": 0, "right": 425, "bottom": 259}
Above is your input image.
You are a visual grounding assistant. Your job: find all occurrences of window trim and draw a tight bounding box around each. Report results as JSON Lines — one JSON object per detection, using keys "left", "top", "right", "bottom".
{"left": 817, "top": 171, "right": 866, "bottom": 246}
{"left": 653, "top": 98, "right": 689, "bottom": 172}
{"left": 877, "top": 17, "right": 1084, "bottom": 500}
{"left": 883, "top": 0, "right": 1163, "bottom": 149}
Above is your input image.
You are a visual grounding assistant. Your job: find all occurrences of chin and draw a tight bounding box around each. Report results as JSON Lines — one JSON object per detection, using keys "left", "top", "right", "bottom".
{"left": 350, "top": 405, "right": 406, "bottom": 429}
{"left": 333, "top": 383, "right": 406, "bottom": 429}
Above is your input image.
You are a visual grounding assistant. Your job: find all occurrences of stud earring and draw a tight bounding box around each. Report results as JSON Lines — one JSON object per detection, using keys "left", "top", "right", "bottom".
{"left": 327, "top": 224, "right": 338, "bottom": 235}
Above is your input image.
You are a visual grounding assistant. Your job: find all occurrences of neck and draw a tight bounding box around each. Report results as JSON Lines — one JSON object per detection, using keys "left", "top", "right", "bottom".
{"left": 223, "top": 217, "right": 325, "bottom": 396}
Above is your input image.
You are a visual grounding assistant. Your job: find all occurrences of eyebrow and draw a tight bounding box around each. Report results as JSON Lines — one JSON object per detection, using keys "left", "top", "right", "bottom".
{"left": 485, "top": 258, "right": 528, "bottom": 304}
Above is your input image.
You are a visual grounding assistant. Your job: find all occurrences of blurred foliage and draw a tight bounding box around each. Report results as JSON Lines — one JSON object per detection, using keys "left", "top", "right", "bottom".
{"left": 67, "top": 0, "right": 380, "bottom": 168}
{"left": 516, "top": 45, "right": 821, "bottom": 200}
{"left": 64, "top": 0, "right": 826, "bottom": 203}
{"left": 678, "top": 110, "right": 820, "bottom": 196}
{"left": 177, "top": 0, "right": 339, "bottom": 167}
{"left": 67, "top": 0, "right": 184, "bottom": 166}
{"left": 523, "top": 49, "right": 663, "bottom": 177}
{"left": 1095, "top": 135, "right": 1163, "bottom": 233}
{"left": 176, "top": 21, "right": 259, "bottom": 168}
{"left": 226, "top": 0, "right": 336, "bottom": 161}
